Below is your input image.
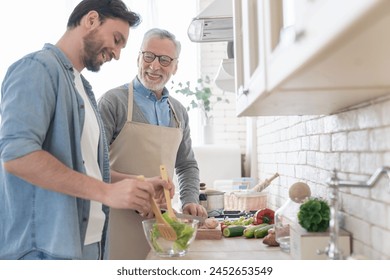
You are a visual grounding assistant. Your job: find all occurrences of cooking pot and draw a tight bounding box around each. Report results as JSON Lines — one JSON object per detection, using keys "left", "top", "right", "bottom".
{"left": 204, "top": 189, "right": 224, "bottom": 217}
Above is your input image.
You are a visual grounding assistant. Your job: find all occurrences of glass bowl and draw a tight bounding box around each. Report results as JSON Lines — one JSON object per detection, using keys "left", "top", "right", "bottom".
{"left": 142, "top": 217, "right": 199, "bottom": 257}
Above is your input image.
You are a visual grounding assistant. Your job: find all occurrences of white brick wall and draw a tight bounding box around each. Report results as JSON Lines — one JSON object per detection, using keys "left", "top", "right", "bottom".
{"left": 257, "top": 94, "right": 390, "bottom": 259}
{"left": 197, "top": 0, "right": 390, "bottom": 260}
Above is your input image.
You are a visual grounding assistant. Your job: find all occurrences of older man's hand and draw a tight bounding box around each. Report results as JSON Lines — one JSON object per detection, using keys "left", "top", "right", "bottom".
{"left": 182, "top": 203, "right": 208, "bottom": 217}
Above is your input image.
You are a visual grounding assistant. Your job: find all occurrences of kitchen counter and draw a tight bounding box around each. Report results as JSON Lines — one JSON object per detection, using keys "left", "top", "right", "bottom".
{"left": 146, "top": 236, "right": 293, "bottom": 260}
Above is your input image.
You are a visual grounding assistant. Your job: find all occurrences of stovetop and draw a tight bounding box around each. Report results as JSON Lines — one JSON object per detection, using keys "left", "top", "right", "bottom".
{"left": 212, "top": 210, "right": 257, "bottom": 220}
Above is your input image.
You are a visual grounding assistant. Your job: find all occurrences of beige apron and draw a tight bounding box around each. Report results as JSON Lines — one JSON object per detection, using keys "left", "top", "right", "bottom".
{"left": 107, "top": 83, "right": 183, "bottom": 259}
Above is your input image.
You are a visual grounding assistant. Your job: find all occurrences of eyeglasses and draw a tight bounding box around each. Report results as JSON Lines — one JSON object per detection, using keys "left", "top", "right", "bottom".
{"left": 140, "top": 51, "right": 176, "bottom": 67}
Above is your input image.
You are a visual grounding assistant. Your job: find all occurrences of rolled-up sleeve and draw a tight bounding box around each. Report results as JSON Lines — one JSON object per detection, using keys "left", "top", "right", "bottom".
{"left": 0, "top": 57, "right": 56, "bottom": 162}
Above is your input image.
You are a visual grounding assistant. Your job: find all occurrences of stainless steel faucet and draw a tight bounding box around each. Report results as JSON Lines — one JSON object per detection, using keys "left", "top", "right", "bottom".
{"left": 321, "top": 166, "right": 390, "bottom": 260}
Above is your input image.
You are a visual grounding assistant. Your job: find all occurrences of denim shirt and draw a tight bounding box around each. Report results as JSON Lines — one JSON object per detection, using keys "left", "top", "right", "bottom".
{"left": 0, "top": 43, "right": 110, "bottom": 260}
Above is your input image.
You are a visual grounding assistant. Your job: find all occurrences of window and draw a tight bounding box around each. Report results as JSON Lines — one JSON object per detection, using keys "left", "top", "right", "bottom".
{"left": 1, "top": 0, "right": 201, "bottom": 141}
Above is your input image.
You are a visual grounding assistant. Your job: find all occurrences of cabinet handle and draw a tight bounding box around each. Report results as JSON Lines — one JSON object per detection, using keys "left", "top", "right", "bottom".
{"left": 238, "top": 86, "right": 249, "bottom": 96}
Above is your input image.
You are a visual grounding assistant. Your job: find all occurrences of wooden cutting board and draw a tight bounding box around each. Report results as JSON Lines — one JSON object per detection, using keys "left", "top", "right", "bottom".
{"left": 196, "top": 226, "right": 222, "bottom": 240}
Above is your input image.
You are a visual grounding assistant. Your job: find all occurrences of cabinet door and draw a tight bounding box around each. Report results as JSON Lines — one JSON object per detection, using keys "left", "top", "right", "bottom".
{"left": 264, "top": 0, "right": 335, "bottom": 90}
{"left": 234, "top": 0, "right": 390, "bottom": 116}
{"left": 233, "top": 0, "right": 267, "bottom": 116}
{"left": 258, "top": 0, "right": 390, "bottom": 115}
{"left": 265, "top": 0, "right": 390, "bottom": 91}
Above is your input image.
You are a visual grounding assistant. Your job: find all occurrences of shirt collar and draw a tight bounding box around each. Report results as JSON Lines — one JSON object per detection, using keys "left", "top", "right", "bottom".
{"left": 43, "top": 43, "right": 73, "bottom": 70}
{"left": 43, "top": 43, "right": 93, "bottom": 93}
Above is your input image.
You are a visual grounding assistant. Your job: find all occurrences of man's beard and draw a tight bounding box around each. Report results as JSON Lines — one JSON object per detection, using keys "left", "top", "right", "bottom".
{"left": 139, "top": 69, "right": 169, "bottom": 93}
{"left": 139, "top": 76, "right": 165, "bottom": 92}
{"left": 83, "top": 30, "right": 104, "bottom": 72}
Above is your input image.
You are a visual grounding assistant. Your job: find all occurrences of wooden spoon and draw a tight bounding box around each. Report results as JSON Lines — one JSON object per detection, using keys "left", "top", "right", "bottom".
{"left": 137, "top": 175, "right": 177, "bottom": 241}
{"left": 149, "top": 195, "right": 177, "bottom": 241}
{"left": 160, "top": 165, "right": 177, "bottom": 220}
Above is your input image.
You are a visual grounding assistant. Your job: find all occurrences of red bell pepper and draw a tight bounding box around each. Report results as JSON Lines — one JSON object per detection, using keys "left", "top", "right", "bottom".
{"left": 253, "top": 208, "right": 275, "bottom": 225}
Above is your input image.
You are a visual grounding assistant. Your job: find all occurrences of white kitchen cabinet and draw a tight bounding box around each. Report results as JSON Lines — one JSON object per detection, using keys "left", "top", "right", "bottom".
{"left": 235, "top": 0, "right": 390, "bottom": 116}
{"left": 233, "top": 0, "right": 267, "bottom": 116}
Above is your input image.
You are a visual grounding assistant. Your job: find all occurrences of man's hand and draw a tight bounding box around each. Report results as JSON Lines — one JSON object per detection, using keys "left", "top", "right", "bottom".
{"left": 146, "top": 176, "right": 175, "bottom": 201}
{"left": 134, "top": 176, "right": 174, "bottom": 218}
{"left": 103, "top": 178, "right": 155, "bottom": 214}
{"left": 182, "top": 203, "right": 208, "bottom": 217}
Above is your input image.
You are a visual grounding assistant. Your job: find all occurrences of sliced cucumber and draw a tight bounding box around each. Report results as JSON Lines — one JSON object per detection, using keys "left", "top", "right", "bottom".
{"left": 223, "top": 225, "right": 246, "bottom": 237}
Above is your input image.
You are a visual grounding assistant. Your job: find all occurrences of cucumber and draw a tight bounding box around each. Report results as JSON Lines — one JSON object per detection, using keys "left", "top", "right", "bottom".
{"left": 223, "top": 225, "right": 246, "bottom": 237}
{"left": 243, "top": 224, "right": 269, "bottom": 238}
{"left": 254, "top": 224, "right": 274, "bottom": 238}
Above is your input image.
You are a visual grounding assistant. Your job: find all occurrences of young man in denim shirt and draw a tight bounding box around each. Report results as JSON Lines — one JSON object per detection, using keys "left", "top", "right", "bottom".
{"left": 0, "top": 0, "right": 172, "bottom": 260}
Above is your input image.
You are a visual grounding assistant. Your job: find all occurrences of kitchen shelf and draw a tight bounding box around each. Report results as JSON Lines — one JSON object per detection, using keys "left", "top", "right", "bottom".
{"left": 235, "top": 0, "right": 390, "bottom": 116}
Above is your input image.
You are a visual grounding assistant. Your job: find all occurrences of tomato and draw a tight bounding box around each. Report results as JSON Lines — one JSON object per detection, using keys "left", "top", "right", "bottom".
{"left": 220, "top": 222, "right": 228, "bottom": 233}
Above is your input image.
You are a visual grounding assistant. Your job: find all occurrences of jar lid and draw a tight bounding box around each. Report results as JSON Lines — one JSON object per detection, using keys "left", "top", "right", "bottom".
{"left": 289, "top": 182, "right": 311, "bottom": 203}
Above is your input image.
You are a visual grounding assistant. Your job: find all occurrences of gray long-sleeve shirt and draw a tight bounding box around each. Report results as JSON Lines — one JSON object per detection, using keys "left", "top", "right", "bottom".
{"left": 98, "top": 79, "right": 200, "bottom": 208}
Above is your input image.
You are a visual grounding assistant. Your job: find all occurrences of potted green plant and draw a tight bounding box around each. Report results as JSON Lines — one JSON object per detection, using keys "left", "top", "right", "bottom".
{"left": 172, "top": 75, "right": 229, "bottom": 125}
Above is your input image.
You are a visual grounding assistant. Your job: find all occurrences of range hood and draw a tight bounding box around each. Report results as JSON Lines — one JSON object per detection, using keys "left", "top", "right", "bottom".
{"left": 187, "top": 0, "right": 233, "bottom": 42}
{"left": 215, "top": 58, "right": 235, "bottom": 92}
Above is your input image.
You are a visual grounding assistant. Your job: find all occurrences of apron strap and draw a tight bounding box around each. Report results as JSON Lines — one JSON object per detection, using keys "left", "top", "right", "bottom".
{"left": 127, "top": 82, "right": 134, "bottom": 122}
{"left": 168, "top": 99, "right": 182, "bottom": 129}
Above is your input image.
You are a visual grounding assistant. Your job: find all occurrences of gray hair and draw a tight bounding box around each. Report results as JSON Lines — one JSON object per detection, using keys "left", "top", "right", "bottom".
{"left": 141, "top": 28, "right": 181, "bottom": 57}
